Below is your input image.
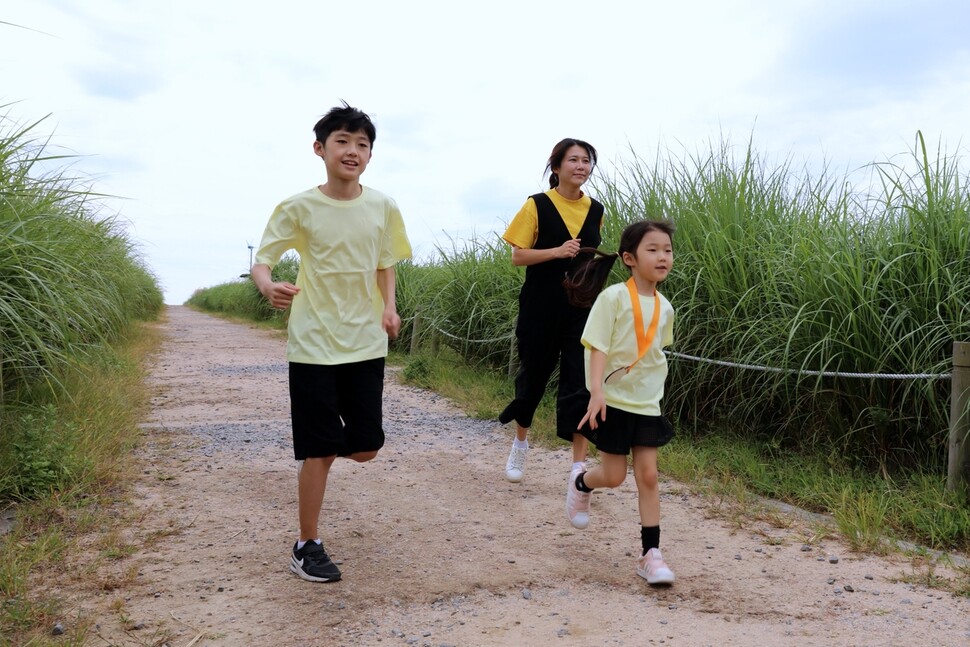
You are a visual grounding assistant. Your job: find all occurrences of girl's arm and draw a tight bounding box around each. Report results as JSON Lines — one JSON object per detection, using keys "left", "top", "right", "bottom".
{"left": 510, "top": 239, "right": 582, "bottom": 266}
{"left": 579, "top": 348, "right": 608, "bottom": 430}
{"left": 377, "top": 267, "right": 401, "bottom": 339}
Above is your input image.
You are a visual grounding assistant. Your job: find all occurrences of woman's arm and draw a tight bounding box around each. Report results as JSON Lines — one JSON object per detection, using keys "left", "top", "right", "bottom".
{"left": 510, "top": 238, "right": 582, "bottom": 266}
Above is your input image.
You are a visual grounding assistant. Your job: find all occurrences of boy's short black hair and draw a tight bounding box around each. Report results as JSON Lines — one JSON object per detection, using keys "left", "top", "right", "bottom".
{"left": 313, "top": 101, "right": 376, "bottom": 147}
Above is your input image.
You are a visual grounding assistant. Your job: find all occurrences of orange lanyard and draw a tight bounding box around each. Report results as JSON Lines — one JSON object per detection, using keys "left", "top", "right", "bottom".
{"left": 626, "top": 277, "right": 660, "bottom": 366}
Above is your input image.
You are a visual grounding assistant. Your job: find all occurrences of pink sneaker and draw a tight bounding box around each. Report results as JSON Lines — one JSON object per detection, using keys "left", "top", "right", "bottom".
{"left": 636, "top": 548, "right": 675, "bottom": 585}
{"left": 565, "top": 468, "right": 590, "bottom": 529}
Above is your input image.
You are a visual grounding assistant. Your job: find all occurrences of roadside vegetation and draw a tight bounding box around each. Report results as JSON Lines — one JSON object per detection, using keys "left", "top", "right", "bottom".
{"left": 0, "top": 112, "right": 163, "bottom": 644}
{"left": 193, "top": 132, "right": 970, "bottom": 563}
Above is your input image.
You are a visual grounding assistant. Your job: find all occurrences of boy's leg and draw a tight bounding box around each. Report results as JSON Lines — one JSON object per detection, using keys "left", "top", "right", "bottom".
{"left": 298, "top": 455, "right": 337, "bottom": 541}
{"left": 337, "top": 357, "right": 386, "bottom": 460}
{"left": 288, "top": 362, "right": 345, "bottom": 582}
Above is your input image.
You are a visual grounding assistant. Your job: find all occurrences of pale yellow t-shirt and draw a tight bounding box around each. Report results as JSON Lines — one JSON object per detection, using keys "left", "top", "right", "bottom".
{"left": 581, "top": 282, "right": 675, "bottom": 416}
{"left": 502, "top": 189, "right": 596, "bottom": 249}
{"left": 255, "top": 186, "right": 412, "bottom": 365}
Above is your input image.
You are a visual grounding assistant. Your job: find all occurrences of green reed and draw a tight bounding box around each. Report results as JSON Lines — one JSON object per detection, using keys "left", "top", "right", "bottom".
{"left": 0, "top": 112, "right": 163, "bottom": 407}
{"left": 592, "top": 131, "right": 969, "bottom": 473}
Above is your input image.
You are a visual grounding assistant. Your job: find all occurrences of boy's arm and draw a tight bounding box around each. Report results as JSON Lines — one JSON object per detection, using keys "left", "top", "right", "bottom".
{"left": 251, "top": 263, "right": 300, "bottom": 310}
{"left": 376, "top": 267, "right": 401, "bottom": 339}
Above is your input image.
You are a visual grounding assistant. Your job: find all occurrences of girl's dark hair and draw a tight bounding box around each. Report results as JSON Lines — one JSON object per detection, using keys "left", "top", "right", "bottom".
{"left": 545, "top": 138, "right": 597, "bottom": 189}
{"left": 563, "top": 219, "right": 675, "bottom": 308}
{"left": 313, "top": 100, "right": 377, "bottom": 147}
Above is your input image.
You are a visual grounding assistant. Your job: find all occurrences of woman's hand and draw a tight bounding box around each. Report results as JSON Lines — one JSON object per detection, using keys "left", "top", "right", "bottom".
{"left": 557, "top": 238, "right": 581, "bottom": 259}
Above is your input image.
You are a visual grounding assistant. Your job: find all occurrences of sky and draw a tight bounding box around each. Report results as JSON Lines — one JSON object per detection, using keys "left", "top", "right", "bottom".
{"left": 3, "top": 0, "right": 969, "bottom": 304}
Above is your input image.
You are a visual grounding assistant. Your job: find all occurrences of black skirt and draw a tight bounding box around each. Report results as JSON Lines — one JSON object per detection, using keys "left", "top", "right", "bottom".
{"left": 577, "top": 405, "right": 674, "bottom": 455}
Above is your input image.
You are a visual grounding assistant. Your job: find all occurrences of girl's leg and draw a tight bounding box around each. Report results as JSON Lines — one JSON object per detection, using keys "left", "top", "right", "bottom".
{"left": 566, "top": 451, "right": 627, "bottom": 529}
{"left": 631, "top": 446, "right": 660, "bottom": 526}
{"left": 580, "top": 451, "right": 628, "bottom": 490}
{"left": 632, "top": 446, "right": 674, "bottom": 584}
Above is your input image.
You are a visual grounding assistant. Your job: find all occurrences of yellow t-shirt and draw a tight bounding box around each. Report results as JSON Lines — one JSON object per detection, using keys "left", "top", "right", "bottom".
{"left": 255, "top": 186, "right": 412, "bottom": 365}
{"left": 502, "top": 189, "right": 596, "bottom": 249}
{"left": 581, "top": 282, "right": 675, "bottom": 416}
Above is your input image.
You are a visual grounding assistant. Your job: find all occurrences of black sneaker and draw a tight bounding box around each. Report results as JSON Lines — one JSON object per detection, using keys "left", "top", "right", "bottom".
{"left": 289, "top": 541, "right": 342, "bottom": 582}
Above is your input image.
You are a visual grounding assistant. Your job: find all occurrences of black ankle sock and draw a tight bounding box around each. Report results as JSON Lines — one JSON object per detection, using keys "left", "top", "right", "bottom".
{"left": 575, "top": 472, "right": 594, "bottom": 493}
{"left": 641, "top": 525, "right": 660, "bottom": 555}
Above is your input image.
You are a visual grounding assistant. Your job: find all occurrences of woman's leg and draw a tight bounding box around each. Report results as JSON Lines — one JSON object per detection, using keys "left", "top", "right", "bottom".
{"left": 501, "top": 331, "right": 559, "bottom": 482}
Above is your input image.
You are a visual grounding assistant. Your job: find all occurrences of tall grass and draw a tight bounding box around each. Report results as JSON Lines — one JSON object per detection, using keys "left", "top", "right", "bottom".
{"left": 1, "top": 107, "right": 163, "bottom": 507}
{"left": 590, "top": 132, "right": 969, "bottom": 473}
{"left": 396, "top": 238, "right": 521, "bottom": 368}
{"left": 0, "top": 112, "right": 163, "bottom": 408}
{"left": 0, "top": 109, "right": 165, "bottom": 642}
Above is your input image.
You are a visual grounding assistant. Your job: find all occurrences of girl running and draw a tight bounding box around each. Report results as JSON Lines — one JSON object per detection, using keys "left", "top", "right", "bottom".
{"left": 564, "top": 219, "right": 677, "bottom": 585}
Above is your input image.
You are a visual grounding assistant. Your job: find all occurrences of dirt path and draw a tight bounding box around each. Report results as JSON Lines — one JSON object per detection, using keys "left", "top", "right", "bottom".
{"left": 64, "top": 306, "right": 969, "bottom": 646}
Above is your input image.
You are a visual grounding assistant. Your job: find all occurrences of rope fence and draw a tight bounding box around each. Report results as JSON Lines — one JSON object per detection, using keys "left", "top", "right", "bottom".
{"left": 664, "top": 351, "right": 952, "bottom": 381}
{"left": 406, "top": 312, "right": 970, "bottom": 490}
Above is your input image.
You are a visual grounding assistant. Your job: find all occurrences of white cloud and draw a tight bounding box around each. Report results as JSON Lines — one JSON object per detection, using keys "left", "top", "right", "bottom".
{"left": 3, "top": 0, "right": 969, "bottom": 303}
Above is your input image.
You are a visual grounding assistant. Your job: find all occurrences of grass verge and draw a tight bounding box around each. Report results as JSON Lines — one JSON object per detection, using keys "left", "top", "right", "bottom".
{"left": 0, "top": 319, "right": 162, "bottom": 645}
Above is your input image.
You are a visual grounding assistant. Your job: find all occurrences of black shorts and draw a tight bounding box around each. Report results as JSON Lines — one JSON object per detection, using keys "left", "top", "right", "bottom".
{"left": 289, "top": 358, "right": 385, "bottom": 460}
{"left": 577, "top": 405, "right": 674, "bottom": 455}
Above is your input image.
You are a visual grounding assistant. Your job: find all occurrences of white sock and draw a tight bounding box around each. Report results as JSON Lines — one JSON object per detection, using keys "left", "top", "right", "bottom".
{"left": 297, "top": 538, "right": 321, "bottom": 549}
{"left": 573, "top": 461, "right": 586, "bottom": 472}
{"left": 513, "top": 438, "right": 529, "bottom": 450}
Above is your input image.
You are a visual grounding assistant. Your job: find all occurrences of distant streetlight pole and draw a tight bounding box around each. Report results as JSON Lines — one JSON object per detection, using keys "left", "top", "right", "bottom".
{"left": 241, "top": 243, "right": 256, "bottom": 279}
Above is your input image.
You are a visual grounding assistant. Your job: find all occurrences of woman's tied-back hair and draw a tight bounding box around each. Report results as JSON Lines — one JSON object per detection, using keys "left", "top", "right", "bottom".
{"left": 563, "top": 219, "right": 676, "bottom": 308}
{"left": 546, "top": 138, "right": 598, "bottom": 189}
{"left": 313, "top": 101, "right": 377, "bottom": 147}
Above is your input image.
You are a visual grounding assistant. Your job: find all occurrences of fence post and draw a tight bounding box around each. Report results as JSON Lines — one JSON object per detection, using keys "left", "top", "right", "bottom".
{"left": 410, "top": 310, "right": 422, "bottom": 355}
{"left": 947, "top": 341, "right": 970, "bottom": 492}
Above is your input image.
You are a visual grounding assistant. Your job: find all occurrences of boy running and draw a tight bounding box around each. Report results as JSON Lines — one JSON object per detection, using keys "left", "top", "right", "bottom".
{"left": 252, "top": 102, "right": 412, "bottom": 582}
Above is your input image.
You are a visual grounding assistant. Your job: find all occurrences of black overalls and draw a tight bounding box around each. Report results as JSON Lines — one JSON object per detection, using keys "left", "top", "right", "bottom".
{"left": 499, "top": 192, "right": 604, "bottom": 441}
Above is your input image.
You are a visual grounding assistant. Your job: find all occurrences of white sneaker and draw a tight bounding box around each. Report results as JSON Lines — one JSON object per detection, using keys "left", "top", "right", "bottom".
{"left": 565, "top": 468, "right": 590, "bottom": 529}
{"left": 505, "top": 446, "right": 528, "bottom": 482}
{"left": 636, "top": 547, "right": 675, "bottom": 585}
